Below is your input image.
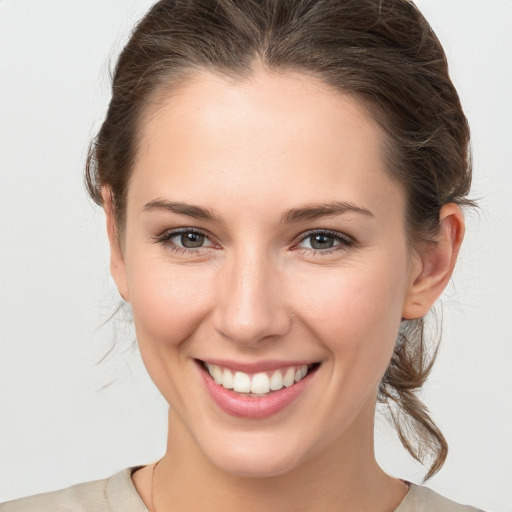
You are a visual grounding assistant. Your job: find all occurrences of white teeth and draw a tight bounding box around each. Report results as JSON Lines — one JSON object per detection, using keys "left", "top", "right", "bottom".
{"left": 269, "top": 370, "right": 283, "bottom": 391}
{"left": 283, "top": 368, "right": 295, "bottom": 388}
{"left": 222, "top": 368, "right": 234, "bottom": 389}
{"left": 233, "top": 371, "right": 251, "bottom": 393}
{"left": 212, "top": 365, "right": 223, "bottom": 385}
{"left": 251, "top": 372, "right": 270, "bottom": 394}
{"left": 204, "top": 362, "right": 313, "bottom": 395}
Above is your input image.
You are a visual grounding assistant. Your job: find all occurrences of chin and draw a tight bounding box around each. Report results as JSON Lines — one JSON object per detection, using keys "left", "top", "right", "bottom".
{"left": 199, "top": 430, "right": 308, "bottom": 478}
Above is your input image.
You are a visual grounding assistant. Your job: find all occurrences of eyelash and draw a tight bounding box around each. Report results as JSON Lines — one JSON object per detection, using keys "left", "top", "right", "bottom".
{"left": 154, "top": 228, "right": 355, "bottom": 256}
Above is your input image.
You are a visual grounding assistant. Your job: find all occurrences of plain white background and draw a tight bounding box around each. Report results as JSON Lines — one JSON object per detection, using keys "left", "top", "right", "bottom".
{"left": 0, "top": 1, "right": 511, "bottom": 510}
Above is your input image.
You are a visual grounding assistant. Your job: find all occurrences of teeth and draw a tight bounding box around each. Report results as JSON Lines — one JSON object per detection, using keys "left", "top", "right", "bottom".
{"left": 222, "top": 368, "right": 234, "bottom": 389}
{"left": 233, "top": 371, "right": 251, "bottom": 393}
{"left": 205, "top": 362, "right": 311, "bottom": 395}
{"left": 269, "top": 370, "right": 283, "bottom": 391}
{"left": 251, "top": 372, "right": 270, "bottom": 394}
{"left": 283, "top": 368, "right": 295, "bottom": 387}
{"left": 212, "top": 365, "right": 223, "bottom": 385}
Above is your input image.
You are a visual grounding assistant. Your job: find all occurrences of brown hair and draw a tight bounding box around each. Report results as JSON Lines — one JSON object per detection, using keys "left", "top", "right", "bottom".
{"left": 86, "top": 0, "right": 473, "bottom": 479}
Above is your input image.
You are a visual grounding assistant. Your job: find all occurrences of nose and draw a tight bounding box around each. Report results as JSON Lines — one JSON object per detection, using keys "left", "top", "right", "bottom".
{"left": 213, "top": 250, "right": 291, "bottom": 346}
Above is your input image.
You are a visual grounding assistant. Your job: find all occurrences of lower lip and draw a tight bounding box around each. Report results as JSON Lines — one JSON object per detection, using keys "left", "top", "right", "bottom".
{"left": 198, "top": 363, "right": 317, "bottom": 419}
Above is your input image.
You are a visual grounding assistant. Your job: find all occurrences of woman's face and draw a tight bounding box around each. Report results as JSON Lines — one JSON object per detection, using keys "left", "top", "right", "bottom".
{"left": 110, "top": 70, "right": 423, "bottom": 477}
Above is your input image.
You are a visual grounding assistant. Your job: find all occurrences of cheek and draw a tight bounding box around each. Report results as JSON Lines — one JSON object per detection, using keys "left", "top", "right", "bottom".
{"left": 126, "top": 257, "right": 214, "bottom": 350}
{"left": 124, "top": 258, "right": 219, "bottom": 405}
{"left": 290, "top": 255, "right": 408, "bottom": 364}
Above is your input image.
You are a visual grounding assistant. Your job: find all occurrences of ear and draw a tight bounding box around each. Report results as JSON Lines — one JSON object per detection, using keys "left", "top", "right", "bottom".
{"left": 402, "top": 203, "right": 465, "bottom": 319}
{"left": 102, "top": 187, "right": 130, "bottom": 303}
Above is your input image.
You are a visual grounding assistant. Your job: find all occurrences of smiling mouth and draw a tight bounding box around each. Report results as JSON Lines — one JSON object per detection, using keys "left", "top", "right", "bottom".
{"left": 198, "top": 360, "right": 321, "bottom": 397}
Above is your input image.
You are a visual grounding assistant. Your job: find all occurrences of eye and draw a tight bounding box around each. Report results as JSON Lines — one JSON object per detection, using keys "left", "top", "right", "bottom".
{"left": 156, "top": 228, "right": 215, "bottom": 252}
{"left": 296, "top": 230, "right": 354, "bottom": 252}
{"left": 175, "top": 231, "right": 210, "bottom": 249}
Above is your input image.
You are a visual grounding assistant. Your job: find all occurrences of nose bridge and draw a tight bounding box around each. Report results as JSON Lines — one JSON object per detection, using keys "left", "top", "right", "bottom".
{"left": 214, "top": 245, "right": 289, "bottom": 344}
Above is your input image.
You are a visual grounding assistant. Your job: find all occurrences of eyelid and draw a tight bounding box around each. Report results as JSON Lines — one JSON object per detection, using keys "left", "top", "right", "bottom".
{"left": 156, "top": 226, "right": 210, "bottom": 240}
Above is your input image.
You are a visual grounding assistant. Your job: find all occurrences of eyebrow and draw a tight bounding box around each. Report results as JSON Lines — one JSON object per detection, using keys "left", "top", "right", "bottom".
{"left": 280, "top": 201, "right": 374, "bottom": 223}
{"left": 143, "top": 199, "right": 221, "bottom": 222}
{"left": 142, "top": 199, "right": 373, "bottom": 223}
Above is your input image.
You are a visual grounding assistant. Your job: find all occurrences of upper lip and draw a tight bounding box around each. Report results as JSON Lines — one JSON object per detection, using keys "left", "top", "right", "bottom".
{"left": 197, "top": 358, "right": 319, "bottom": 374}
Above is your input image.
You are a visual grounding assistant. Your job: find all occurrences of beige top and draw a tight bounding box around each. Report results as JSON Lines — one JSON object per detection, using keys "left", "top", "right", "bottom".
{"left": 0, "top": 468, "right": 484, "bottom": 512}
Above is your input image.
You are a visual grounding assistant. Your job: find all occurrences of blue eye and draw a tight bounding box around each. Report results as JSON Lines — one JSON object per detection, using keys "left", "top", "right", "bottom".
{"left": 297, "top": 230, "right": 353, "bottom": 252}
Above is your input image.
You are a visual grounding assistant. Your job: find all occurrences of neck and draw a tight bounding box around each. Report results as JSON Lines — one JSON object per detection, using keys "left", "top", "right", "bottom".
{"left": 147, "top": 405, "right": 407, "bottom": 512}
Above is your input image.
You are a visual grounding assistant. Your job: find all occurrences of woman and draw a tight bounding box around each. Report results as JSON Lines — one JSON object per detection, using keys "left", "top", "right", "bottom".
{"left": 0, "top": 0, "right": 490, "bottom": 510}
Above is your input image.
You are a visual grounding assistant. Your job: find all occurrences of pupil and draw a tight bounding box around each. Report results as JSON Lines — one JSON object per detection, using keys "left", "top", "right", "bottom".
{"left": 181, "top": 232, "right": 204, "bottom": 248}
{"left": 311, "top": 234, "right": 334, "bottom": 249}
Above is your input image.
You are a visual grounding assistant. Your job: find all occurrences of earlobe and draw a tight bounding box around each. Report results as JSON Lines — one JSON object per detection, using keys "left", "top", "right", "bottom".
{"left": 102, "top": 187, "right": 130, "bottom": 303}
{"left": 402, "top": 204, "right": 465, "bottom": 319}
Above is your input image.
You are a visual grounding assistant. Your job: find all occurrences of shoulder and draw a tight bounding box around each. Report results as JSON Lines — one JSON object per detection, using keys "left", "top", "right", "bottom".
{"left": 396, "top": 483, "right": 485, "bottom": 512}
{"left": 0, "top": 478, "right": 108, "bottom": 512}
{"left": 0, "top": 468, "right": 147, "bottom": 512}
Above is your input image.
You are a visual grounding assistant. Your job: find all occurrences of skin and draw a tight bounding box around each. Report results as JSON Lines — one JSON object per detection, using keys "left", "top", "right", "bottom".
{"left": 105, "top": 69, "right": 464, "bottom": 512}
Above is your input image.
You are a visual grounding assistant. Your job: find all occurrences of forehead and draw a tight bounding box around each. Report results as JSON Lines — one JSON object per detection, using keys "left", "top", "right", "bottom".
{"left": 129, "top": 69, "right": 403, "bottom": 217}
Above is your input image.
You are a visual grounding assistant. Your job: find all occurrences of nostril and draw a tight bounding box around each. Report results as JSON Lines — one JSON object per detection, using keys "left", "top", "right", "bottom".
{"left": 213, "top": 310, "right": 292, "bottom": 346}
